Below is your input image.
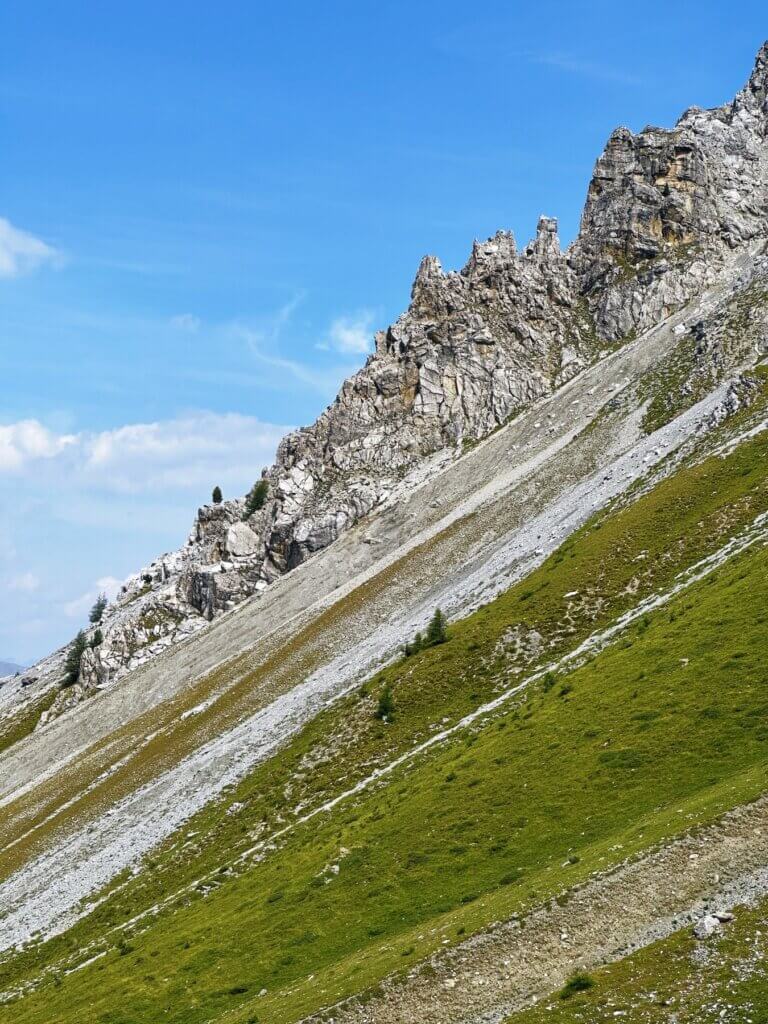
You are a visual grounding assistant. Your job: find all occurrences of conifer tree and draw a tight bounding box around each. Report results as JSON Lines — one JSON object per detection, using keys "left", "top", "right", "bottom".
{"left": 63, "top": 630, "right": 88, "bottom": 687}
{"left": 212, "top": 485, "right": 223, "bottom": 504}
{"left": 89, "top": 592, "right": 108, "bottom": 624}
{"left": 244, "top": 479, "right": 269, "bottom": 518}
{"left": 425, "top": 607, "right": 448, "bottom": 646}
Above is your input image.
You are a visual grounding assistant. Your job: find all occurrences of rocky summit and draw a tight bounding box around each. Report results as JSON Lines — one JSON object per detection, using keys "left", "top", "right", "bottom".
{"left": 3, "top": 40, "right": 768, "bottom": 1024}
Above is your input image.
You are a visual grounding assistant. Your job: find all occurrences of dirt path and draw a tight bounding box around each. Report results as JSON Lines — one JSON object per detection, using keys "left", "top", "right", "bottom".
{"left": 304, "top": 797, "right": 768, "bottom": 1024}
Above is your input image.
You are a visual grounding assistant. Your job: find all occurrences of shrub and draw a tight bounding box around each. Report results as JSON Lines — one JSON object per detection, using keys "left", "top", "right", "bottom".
{"left": 63, "top": 630, "right": 88, "bottom": 687}
{"left": 91, "top": 629, "right": 103, "bottom": 648}
{"left": 559, "top": 971, "right": 595, "bottom": 999}
{"left": 89, "top": 592, "right": 108, "bottom": 624}
{"left": 212, "top": 485, "right": 223, "bottom": 504}
{"left": 375, "top": 685, "right": 395, "bottom": 721}
{"left": 244, "top": 479, "right": 269, "bottom": 518}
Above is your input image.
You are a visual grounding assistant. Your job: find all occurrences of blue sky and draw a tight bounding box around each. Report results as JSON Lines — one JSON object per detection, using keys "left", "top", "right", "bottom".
{"left": 1, "top": 1, "right": 765, "bottom": 663}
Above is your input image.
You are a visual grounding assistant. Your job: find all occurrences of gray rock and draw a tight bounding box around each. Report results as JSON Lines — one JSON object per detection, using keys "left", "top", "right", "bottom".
{"left": 693, "top": 914, "right": 723, "bottom": 939}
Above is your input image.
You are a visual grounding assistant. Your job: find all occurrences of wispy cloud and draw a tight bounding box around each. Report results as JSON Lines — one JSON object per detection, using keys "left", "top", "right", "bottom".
{"left": 6, "top": 571, "right": 39, "bottom": 593}
{"left": 318, "top": 311, "right": 375, "bottom": 355}
{"left": 435, "top": 26, "right": 644, "bottom": 87}
{"left": 0, "top": 217, "right": 61, "bottom": 278}
{"left": 245, "top": 292, "right": 307, "bottom": 347}
{"left": 528, "top": 52, "right": 644, "bottom": 86}
{"left": 235, "top": 293, "right": 363, "bottom": 397}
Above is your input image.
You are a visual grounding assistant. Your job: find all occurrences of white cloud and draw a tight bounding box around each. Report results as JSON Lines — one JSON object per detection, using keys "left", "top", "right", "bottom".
{"left": 97, "top": 576, "right": 124, "bottom": 601}
{"left": 80, "top": 413, "right": 289, "bottom": 493}
{"left": 322, "top": 311, "right": 375, "bottom": 355}
{"left": 0, "top": 412, "right": 293, "bottom": 661}
{"left": 6, "top": 572, "right": 40, "bottom": 593}
{"left": 0, "top": 420, "right": 76, "bottom": 471}
{"left": 0, "top": 217, "right": 60, "bottom": 278}
{"left": 0, "top": 412, "right": 290, "bottom": 493}
{"left": 170, "top": 313, "right": 201, "bottom": 333}
{"left": 63, "top": 575, "right": 123, "bottom": 619}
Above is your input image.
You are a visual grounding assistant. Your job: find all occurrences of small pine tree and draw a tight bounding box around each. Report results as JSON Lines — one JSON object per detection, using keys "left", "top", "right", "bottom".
{"left": 63, "top": 630, "right": 88, "bottom": 687}
{"left": 91, "top": 629, "right": 103, "bottom": 648}
{"left": 212, "top": 485, "right": 223, "bottom": 504}
{"left": 425, "top": 607, "right": 448, "bottom": 646}
{"left": 89, "top": 592, "right": 108, "bottom": 624}
{"left": 244, "top": 479, "right": 269, "bottom": 518}
{"left": 375, "top": 685, "right": 395, "bottom": 721}
{"left": 404, "top": 631, "right": 423, "bottom": 658}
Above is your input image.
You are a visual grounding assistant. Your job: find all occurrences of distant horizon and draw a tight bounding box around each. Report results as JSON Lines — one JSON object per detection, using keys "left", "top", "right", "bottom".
{"left": 0, "top": 658, "right": 27, "bottom": 673}
{"left": 1, "top": 2, "right": 765, "bottom": 662}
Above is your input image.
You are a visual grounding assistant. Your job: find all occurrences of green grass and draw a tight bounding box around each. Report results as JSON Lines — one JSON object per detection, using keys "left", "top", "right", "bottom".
{"left": 3, "top": 425, "right": 768, "bottom": 1022}
{"left": 508, "top": 894, "right": 768, "bottom": 1022}
{"left": 0, "top": 687, "right": 57, "bottom": 757}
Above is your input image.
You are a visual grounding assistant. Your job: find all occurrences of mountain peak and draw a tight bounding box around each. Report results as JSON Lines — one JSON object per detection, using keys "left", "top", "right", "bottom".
{"left": 738, "top": 39, "right": 768, "bottom": 117}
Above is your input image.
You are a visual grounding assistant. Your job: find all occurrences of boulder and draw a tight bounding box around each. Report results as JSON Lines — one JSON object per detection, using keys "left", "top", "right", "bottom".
{"left": 225, "top": 522, "right": 260, "bottom": 558}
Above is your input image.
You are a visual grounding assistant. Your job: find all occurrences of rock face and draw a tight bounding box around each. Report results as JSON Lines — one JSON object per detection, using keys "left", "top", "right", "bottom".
{"left": 576, "top": 43, "right": 768, "bottom": 339}
{"left": 36, "top": 42, "right": 768, "bottom": 700}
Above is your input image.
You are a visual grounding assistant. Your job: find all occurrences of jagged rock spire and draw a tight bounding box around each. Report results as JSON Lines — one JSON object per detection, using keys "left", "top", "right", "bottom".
{"left": 739, "top": 39, "right": 768, "bottom": 115}
{"left": 526, "top": 216, "right": 560, "bottom": 259}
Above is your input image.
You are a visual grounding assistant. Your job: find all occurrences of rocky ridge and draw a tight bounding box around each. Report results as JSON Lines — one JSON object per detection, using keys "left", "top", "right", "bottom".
{"left": 28, "top": 42, "right": 768, "bottom": 709}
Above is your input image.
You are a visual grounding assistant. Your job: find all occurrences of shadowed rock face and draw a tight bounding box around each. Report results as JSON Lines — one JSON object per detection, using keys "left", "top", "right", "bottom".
{"left": 41, "top": 43, "right": 768, "bottom": 699}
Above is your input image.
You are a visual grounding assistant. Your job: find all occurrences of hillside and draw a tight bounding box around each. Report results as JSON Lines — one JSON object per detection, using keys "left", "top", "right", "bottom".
{"left": 0, "top": 41, "right": 767, "bottom": 1024}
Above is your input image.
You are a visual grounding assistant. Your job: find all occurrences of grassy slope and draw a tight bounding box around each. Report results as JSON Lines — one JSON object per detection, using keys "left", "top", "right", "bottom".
{"left": 4, "top": 417, "right": 768, "bottom": 1023}
{"left": 0, "top": 688, "right": 56, "bottom": 758}
{"left": 508, "top": 894, "right": 768, "bottom": 1023}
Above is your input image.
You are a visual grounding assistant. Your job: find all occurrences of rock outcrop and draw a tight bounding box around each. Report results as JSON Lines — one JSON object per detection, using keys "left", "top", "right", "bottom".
{"left": 575, "top": 42, "right": 768, "bottom": 339}
{"left": 35, "top": 42, "right": 768, "bottom": 701}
